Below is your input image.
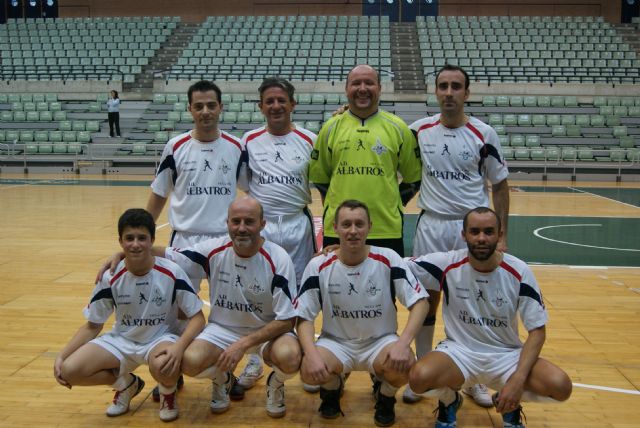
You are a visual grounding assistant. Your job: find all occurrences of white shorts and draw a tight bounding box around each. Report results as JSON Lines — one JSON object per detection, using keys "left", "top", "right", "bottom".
{"left": 262, "top": 208, "right": 316, "bottom": 285}
{"left": 316, "top": 334, "right": 399, "bottom": 374}
{"left": 413, "top": 211, "right": 465, "bottom": 256}
{"left": 196, "top": 322, "right": 296, "bottom": 357}
{"left": 169, "top": 230, "right": 226, "bottom": 292}
{"left": 434, "top": 338, "right": 521, "bottom": 391}
{"left": 91, "top": 331, "right": 178, "bottom": 378}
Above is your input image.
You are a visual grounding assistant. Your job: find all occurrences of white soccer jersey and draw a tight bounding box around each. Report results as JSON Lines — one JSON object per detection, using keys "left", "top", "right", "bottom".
{"left": 239, "top": 126, "right": 315, "bottom": 216}
{"left": 410, "top": 115, "right": 509, "bottom": 217}
{"left": 408, "top": 249, "right": 547, "bottom": 353}
{"left": 150, "top": 130, "right": 242, "bottom": 234}
{"left": 165, "top": 237, "right": 297, "bottom": 331}
{"left": 295, "top": 246, "right": 428, "bottom": 341}
{"left": 85, "top": 257, "right": 202, "bottom": 344}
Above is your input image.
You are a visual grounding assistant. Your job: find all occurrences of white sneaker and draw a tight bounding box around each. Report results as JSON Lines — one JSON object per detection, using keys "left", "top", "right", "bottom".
{"left": 265, "top": 371, "right": 286, "bottom": 418}
{"left": 237, "top": 355, "right": 264, "bottom": 389}
{"left": 210, "top": 372, "right": 234, "bottom": 414}
{"left": 402, "top": 385, "right": 423, "bottom": 404}
{"left": 159, "top": 391, "right": 179, "bottom": 422}
{"left": 106, "top": 374, "right": 145, "bottom": 417}
{"left": 303, "top": 383, "right": 321, "bottom": 393}
{"left": 463, "top": 384, "right": 494, "bottom": 408}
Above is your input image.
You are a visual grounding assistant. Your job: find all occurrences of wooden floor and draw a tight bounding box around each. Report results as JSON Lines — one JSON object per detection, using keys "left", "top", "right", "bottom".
{"left": 0, "top": 173, "right": 639, "bottom": 427}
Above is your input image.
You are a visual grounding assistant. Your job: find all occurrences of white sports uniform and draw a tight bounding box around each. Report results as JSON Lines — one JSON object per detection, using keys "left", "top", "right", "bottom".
{"left": 409, "top": 115, "right": 509, "bottom": 254}
{"left": 86, "top": 258, "right": 202, "bottom": 376}
{"left": 408, "top": 250, "right": 547, "bottom": 387}
{"left": 164, "top": 237, "right": 298, "bottom": 348}
{"left": 239, "top": 126, "right": 317, "bottom": 284}
{"left": 296, "top": 246, "right": 428, "bottom": 372}
{"left": 150, "top": 130, "right": 242, "bottom": 237}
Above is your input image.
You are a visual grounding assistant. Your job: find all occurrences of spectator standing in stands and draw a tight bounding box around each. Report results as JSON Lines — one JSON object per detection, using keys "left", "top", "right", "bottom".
{"left": 106, "top": 90, "right": 121, "bottom": 138}
{"left": 408, "top": 207, "right": 571, "bottom": 428}
{"left": 235, "top": 77, "right": 317, "bottom": 395}
{"left": 309, "top": 64, "right": 422, "bottom": 257}
{"left": 403, "top": 64, "right": 510, "bottom": 407}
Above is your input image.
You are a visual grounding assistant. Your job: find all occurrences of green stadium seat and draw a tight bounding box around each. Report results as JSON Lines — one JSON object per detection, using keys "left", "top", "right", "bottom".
{"left": 510, "top": 134, "right": 525, "bottom": 146}
{"left": 525, "top": 135, "right": 541, "bottom": 147}
{"left": 523, "top": 96, "right": 537, "bottom": 107}
{"left": 0, "top": 111, "right": 12, "bottom": 122}
{"left": 488, "top": 114, "right": 502, "bottom": 126}
{"left": 530, "top": 148, "right": 546, "bottom": 160}
{"left": 154, "top": 131, "right": 169, "bottom": 142}
{"left": 147, "top": 121, "right": 161, "bottom": 132}
{"left": 49, "top": 131, "right": 62, "bottom": 142}
{"left": 532, "top": 114, "right": 546, "bottom": 126}
{"left": 609, "top": 149, "right": 626, "bottom": 162}
{"left": 503, "top": 114, "right": 517, "bottom": 126}
{"left": 20, "top": 131, "right": 34, "bottom": 142}
{"left": 482, "top": 96, "right": 496, "bottom": 106}
{"left": 514, "top": 148, "right": 530, "bottom": 160}
{"left": 237, "top": 112, "right": 251, "bottom": 123}
{"left": 606, "top": 116, "right": 621, "bottom": 126}
{"left": 153, "top": 93, "right": 166, "bottom": 103}
{"left": 222, "top": 112, "right": 237, "bottom": 123}
{"left": 590, "top": 115, "right": 606, "bottom": 126}
{"left": 5, "top": 130, "right": 19, "bottom": 143}
{"left": 496, "top": 96, "right": 509, "bottom": 107}
{"left": 167, "top": 111, "right": 181, "bottom": 122}
{"left": 552, "top": 125, "right": 567, "bottom": 137}
{"left": 251, "top": 112, "right": 264, "bottom": 123}
{"left": 181, "top": 112, "right": 193, "bottom": 122}
{"left": 132, "top": 143, "right": 147, "bottom": 155}
{"left": 72, "top": 121, "right": 85, "bottom": 131}
{"left": 53, "top": 111, "right": 67, "bottom": 121}
{"left": 34, "top": 130, "right": 48, "bottom": 142}
{"left": 550, "top": 96, "right": 565, "bottom": 107}
{"left": 618, "top": 136, "right": 635, "bottom": 148}
{"left": 509, "top": 96, "right": 523, "bottom": 106}
{"left": 562, "top": 147, "right": 577, "bottom": 161}
{"left": 63, "top": 131, "right": 76, "bottom": 142}
{"left": 312, "top": 94, "right": 325, "bottom": 104}
{"left": 592, "top": 96, "right": 607, "bottom": 107}
{"left": 564, "top": 96, "right": 578, "bottom": 107}
{"left": 38, "top": 143, "right": 54, "bottom": 154}
{"left": 566, "top": 125, "right": 581, "bottom": 137}
{"left": 161, "top": 120, "right": 175, "bottom": 130}
{"left": 613, "top": 126, "right": 628, "bottom": 138}
{"left": 599, "top": 105, "right": 614, "bottom": 116}
{"left": 502, "top": 146, "right": 514, "bottom": 160}
{"left": 561, "top": 115, "right": 575, "bottom": 125}
{"left": 577, "top": 148, "right": 594, "bottom": 160}
{"left": 517, "top": 114, "right": 531, "bottom": 126}
{"left": 25, "top": 143, "right": 39, "bottom": 154}
{"left": 39, "top": 111, "right": 53, "bottom": 121}
{"left": 546, "top": 115, "right": 561, "bottom": 126}
{"left": 53, "top": 141, "right": 67, "bottom": 154}
{"left": 26, "top": 111, "right": 40, "bottom": 122}
{"left": 575, "top": 115, "right": 590, "bottom": 127}
{"left": 537, "top": 96, "right": 551, "bottom": 107}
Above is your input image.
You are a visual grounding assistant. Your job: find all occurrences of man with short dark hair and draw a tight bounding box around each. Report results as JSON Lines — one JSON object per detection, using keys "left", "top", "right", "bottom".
{"left": 404, "top": 64, "right": 510, "bottom": 406}
{"left": 407, "top": 207, "right": 571, "bottom": 428}
{"left": 296, "top": 199, "right": 428, "bottom": 426}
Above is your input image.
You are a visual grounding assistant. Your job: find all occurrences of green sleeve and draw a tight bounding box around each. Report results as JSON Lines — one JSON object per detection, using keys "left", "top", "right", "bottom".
{"left": 309, "top": 118, "right": 334, "bottom": 184}
{"left": 398, "top": 123, "right": 422, "bottom": 183}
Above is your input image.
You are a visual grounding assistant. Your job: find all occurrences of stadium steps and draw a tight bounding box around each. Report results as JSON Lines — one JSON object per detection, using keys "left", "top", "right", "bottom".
{"left": 390, "top": 22, "right": 425, "bottom": 93}
{"left": 123, "top": 22, "right": 200, "bottom": 94}
{"left": 612, "top": 23, "right": 640, "bottom": 56}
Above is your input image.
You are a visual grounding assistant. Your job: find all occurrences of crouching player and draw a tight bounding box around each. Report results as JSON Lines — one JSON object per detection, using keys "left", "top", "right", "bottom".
{"left": 54, "top": 208, "right": 205, "bottom": 422}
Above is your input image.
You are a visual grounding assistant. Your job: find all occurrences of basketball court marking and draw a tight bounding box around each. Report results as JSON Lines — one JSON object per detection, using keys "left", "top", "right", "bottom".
{"left": 533, "top": 224, "right": 640, "bottom": 252}
{"left": 568, "top": 186, "right": 640, "bottom": 210}
{"left": 572, "top": 383, "right": 640, "bottom": 395}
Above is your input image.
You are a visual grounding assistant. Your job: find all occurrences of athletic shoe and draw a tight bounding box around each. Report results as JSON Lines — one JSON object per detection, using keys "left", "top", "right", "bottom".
{"left": 229, "top": 376, "right": 245, "bottom": 401}
{"left": 210, "top": 372, "right": 234, "bottom": 414}
{"left": 318, "top": 387, "right": 342, "bottom": 419}
{"left": 106, "top": 374, "right": 145, "bottom": 417}
{"left": 434, "top": 391, "right": 463, "bottom": 428}
{"left": 237, "top": 356, "right": 264, "bottom": 389}
{"left": 159, "top": 391, "right": 179, "bottom": 422}
{"left": 462, "top": 383, "right": 493, "bottom": 408}
{"left": 402, "top": 386, "right": 424, "bottom": 404}
{"left": 374, "top": 393, "right": 396, "bottom": 427}
{"left": 371, "top": 375, "right": 382, "bottom": 401}
{"left": 492, "top": 393, "right": 527, "bottom": 428}
{"left": 153, "top": 375, "right": 184, "bottom": 402}
{"left": 265, "top": 371, "right": 286, "bottom": 418}
{"left": 303, "top": 383, "right": 321, "bottom": 393}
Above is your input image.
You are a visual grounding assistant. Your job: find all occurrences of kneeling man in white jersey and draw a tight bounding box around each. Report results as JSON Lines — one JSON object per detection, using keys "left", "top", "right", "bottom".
{"left": 296, "top": 200, "right": 429, "bottom": 427}
{"left": 164, "top": 196, "right": 300, "bottom": 418}
{"left": 54, "top": 209, "right": 205, "bottom": 422}
{"left": 407, "top": 207, "right": 572, "bottom": 428}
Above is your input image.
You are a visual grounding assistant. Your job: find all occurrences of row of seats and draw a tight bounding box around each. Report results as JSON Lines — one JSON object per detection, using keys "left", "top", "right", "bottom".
{"left": 1, "top": 110, "right": 67, "bottom": 122}
{"left": 502, "top": 146, "right": 640, "bottom": 162}
{"left": 488, "top": 114, "right": 638, "bottom": 127}
{"left": 0, "top": 129, "right": 92, "bottom": 143}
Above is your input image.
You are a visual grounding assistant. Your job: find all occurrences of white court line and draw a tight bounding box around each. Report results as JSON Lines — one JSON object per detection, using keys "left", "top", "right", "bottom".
{"left": 568, "top": 187, "right": 640, "bottom": 210}
{"left": 157, "top": 222, "right": 170, "bottom": 230}
{"left": 533, "top": 224, "right": 640, "bottom": 252}
{"left": 573, "top": 382, "right": 640, "bottom": 395}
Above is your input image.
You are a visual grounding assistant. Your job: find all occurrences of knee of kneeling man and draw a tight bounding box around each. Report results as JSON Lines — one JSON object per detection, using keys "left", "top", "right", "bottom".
{"left": 556, "top": 374, "right": 573, "bottom": 401}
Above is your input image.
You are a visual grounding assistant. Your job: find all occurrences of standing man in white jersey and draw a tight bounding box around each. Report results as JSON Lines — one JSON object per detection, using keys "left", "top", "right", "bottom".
{"left": 404, "top": 64, "right": 510, "bottom": 406}
{"left": 296, "top": 200, "right": 428, "bottom": 426}
{"left": 159, "top": 197, "right": 300, "bottom": 418}
{"left": 235, "top": 77, "right": 316, "bottom": 396}
{"left": 407, "top": 207, "right": 571, "bottom": 428}
{"left": 146, "top": 80, "right": 242, "bottom": 401}
{"left": 55, "top": 209, "right": 205, "bottom": 422}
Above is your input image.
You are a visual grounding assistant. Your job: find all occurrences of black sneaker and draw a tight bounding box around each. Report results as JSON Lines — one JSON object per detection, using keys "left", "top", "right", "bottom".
{"left": 152, "top": 374, "right": 184, "bottom": 402}
{"left": 374, "top": 393, "right": 396, "bottom": 427}
{"left": 370, "top": 373, "right": 382, "bottom": 401}
{"left": 318, "top": 387, "right": 343, "bottom": 419}
{"left": 434, "top": 391, "right": 463, "bottom": 428}
{"left": 229, "top": 376, "right": 245, "bottom": 401}
{"left": 492, "top": 392, "right": 526, "bottom": 428}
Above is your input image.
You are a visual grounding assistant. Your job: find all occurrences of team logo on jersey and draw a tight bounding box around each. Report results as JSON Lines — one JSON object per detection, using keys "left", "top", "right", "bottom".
{"left": 356, "top": 139, "right": 366, "bottom": 151}
{"left": 151, "top": 289, "right": 166, "bottom": 307}
{"left": 219, "top": 159, "right": 230, "bottom": 174}
{"left": 204, "top": 159, "right": 213, "bottom": 171}
{"left": 365, "top": 280, "right": 381, "bottom": 297}
{"left": 292, "top": 153, "right": 304, "bottom": 164}
{"left": 476, "top": 289, "right": 487, "bottom": 302}
{"left": 247, "top": 278, "right": 264, "bottom": 295}
{"left": 274, "top": 150, "right": 284, "bottom": 163}
{"left": 371, "top": 139, "right": 387, "bottom": 155}
{"left": 492, "top": 289, "right": 505, "bottom": 308}
{"left": 311, "top": 149, "right": 319, "bottom": 160}
{"left": 441, "top": 144, "right": 451, "bottom": 156}
{"left": 235, "top": 275, "right": 244, "bottom": 288}
{"left": 459, "top": 149, "right": 472, "bottom": 160}
{"left": 139, "top": 292, "right": 148, "bottom": 304}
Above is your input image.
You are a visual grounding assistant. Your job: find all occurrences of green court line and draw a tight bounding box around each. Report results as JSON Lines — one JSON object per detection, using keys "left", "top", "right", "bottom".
{"left": 511, "top": 186, "right": 640, "bottom": 207}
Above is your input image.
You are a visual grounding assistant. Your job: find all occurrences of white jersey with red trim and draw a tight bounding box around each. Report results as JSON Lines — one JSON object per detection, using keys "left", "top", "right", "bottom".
{"left": 84, "top": 257, "right": 202, "bottom": 344}
{"left": 239, "top": 126, "right": 315, "bottom": 216}
{"left": 410, "top": 114, "right": 509, "bottom": 217}
{"left": 150, "top": 130, "right": 242, "bottom": 235}
{"left": 296, "top": 246, "right": 428, "bottom": 341}
{"left": 165, "top": 237, "right": 297, "bottom": 332}
{"left": 408, "top": 249, "right": 547, "bottom": 353}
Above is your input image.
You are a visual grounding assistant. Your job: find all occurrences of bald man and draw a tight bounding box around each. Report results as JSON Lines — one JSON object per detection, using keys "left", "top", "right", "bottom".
{"left": 310, "top": 64, "right": 422, "bottom": 257}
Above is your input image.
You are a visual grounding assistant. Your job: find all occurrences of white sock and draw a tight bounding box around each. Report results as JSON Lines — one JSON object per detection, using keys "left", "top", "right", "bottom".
{"left": 272, "top": 367, "right": 294, "bottom": 384}
{"left": 415, "top": 315, "right": 436, "bottom": 358}
{"left": 380, "top": 381, "right": 398, "bottom": 397}
{"left": 248, "top": 353, "right": 262, "bottom": 365}
{"left": 112, "top": 373, "right": 134, "bottom": 391}
{"left": 158, "top": 383, "right": 177, "bottom": 395}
